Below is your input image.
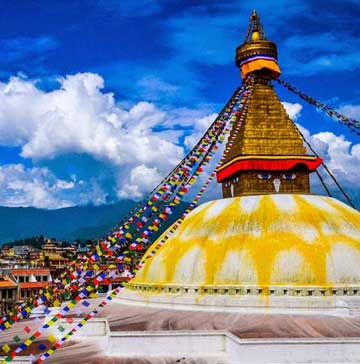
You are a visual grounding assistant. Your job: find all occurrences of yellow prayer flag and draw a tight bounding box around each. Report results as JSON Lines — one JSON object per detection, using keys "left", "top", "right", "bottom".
{"left": 1, "top": 344, "right": 10, "bottom": 353}
{"left": 24, "top": 339, "right": 32, "bottom": 346}
{"left": 48, "top": 334, "right": 57, "bottom": 343}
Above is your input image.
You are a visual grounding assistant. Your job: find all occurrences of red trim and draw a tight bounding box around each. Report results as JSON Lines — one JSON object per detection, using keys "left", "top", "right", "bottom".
{"left": 216, "top": 157, "right": 323, "bottom": 182}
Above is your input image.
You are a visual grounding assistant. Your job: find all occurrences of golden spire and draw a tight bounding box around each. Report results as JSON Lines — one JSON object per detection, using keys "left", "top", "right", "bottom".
{"left": 236, "top": 10, "right": 280, "bottom": 79}
{"left": 216, "top": 11, "right": 322, "bottom": 197}
{"left": 244, "top": 9, "right": 266, "bottom": 43}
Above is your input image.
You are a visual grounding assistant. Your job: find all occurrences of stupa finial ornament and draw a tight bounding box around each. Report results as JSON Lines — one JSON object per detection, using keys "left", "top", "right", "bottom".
{"left": 244, "top": 9, "right": 267, "bottom": 42}
{"left": 236, "top": 10, "right": 280, "bottom": 79}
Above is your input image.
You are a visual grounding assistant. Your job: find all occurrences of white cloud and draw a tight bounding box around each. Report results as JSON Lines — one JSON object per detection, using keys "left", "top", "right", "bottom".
{"left": 337, "top": 104, "right": 360, "bottom": 119}
{"left": 0, "top": 73, "right": 220, "bottom": 207}
{"left": 0, "top": 163, "right": 112, "bottom": 208}
{"left": 0, "top": 164, "right": 74, "bottom": 208}
{"left": 282, "top": 102, "right": 303, "bottom": 120}
{"left": 0, "top": 73, "right": 184, "bottom": 170}
{"left": 184, "top": 113, "right": 218, "bottom": 149}
{"left": 298, "top": 125, "right": 360, "bottom": 191}
{"left": 118, "top": 164, "right": 163, "bottom": 199}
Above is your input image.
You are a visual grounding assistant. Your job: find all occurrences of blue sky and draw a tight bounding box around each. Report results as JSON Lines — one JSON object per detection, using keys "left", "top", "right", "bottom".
{"left": 0, "top": 0, "right": 358, "bottom": 208}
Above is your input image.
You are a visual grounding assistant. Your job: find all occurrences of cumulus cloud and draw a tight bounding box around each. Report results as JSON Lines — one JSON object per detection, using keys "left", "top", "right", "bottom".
{"left": 298, "top": 125, "right": 360, "bottom": 198}
{"left": 14, "top": 75, "right": 180, "bottom": 170}
{"left": 0, "top": 164, "right": 114, "bottom": 208}
{"left": 0, "top": 73, "right": 182, "bottom": 169}
{"left": 282, "top": 102, "right": 303, "bottom": 120}
{"left": 118, "top": 164, "right": 163, "bottom": 199}
{"left": 0, "top": 164, "right": 73, "bottom": 208}
{"left": 0, "top": 73, "right": 220, "bottom": 207}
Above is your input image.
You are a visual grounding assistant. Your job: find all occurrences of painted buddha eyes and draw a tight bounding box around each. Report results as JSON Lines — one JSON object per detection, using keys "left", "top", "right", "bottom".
{"left": 257, "top": 173, "right": 272, "bottom": 180}
{"left": 257, "top": 173, "right": 296, "bottom": 180}
{"left": 282, "top": 174, "right": 296, "bottom": 180}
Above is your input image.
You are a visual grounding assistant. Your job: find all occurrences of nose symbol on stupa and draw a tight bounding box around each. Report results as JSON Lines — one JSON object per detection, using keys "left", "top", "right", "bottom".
{"left": 273, "top": 178, "right": 281, "bottom": 193}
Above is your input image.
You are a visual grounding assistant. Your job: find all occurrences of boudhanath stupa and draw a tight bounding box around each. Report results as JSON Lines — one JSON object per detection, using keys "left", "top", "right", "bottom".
{"left": 1, "top": 10, "right": 360, "bottom": 364}
{"left": 119, "top": 10, "right": 360, "bottom": 316}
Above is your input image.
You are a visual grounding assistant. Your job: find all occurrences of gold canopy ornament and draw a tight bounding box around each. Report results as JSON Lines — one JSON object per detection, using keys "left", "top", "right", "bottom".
{"left": 236, "top": 10, "right": 281, "bottom": 79}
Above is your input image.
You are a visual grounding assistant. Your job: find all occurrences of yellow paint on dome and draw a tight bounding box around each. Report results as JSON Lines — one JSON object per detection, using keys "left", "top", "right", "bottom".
{"left": 133, "top": 194, "right": 360, "bottom": 289}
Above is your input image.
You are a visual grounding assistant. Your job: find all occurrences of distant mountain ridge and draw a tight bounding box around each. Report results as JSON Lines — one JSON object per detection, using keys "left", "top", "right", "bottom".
{"left": 0, "top": 200, "right": 140, "bottom": 244}
{"left": 0, "top": 199, "right": 189, "bottom": 244}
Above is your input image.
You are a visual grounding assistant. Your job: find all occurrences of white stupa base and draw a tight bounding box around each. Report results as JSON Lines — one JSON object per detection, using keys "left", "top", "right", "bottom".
{"left": 107, "top": 330, "right": 360, "bottom": 364}
{"left": 20, "top": 317, "right": 360, "bottom": 364}
{"left": 117, "top": 288, "right": 360, "bottom": 316}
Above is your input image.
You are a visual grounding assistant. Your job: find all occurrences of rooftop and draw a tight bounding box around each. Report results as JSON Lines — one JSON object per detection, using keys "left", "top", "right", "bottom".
{"left": 19, "top": 282, "right": 48, "bottom": 289}
{"left": 11, "top": 269, "right": 50, "bottom": 275}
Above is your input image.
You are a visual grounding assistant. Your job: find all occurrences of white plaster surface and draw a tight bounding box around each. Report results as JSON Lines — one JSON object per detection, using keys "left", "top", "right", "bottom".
{"left": 116, "top": 290, "right": 360, "bottom": 316}
{"left": 106, "top": 330, "right": 360, "bottom": 363}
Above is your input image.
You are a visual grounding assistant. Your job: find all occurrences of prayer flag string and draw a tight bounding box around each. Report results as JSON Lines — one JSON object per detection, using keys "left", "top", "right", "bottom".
{"left": 1, "top": 80, "right": 253, "bottom": 363}
{"left": 276, "top": 78, "right": 360, "bottom": 136}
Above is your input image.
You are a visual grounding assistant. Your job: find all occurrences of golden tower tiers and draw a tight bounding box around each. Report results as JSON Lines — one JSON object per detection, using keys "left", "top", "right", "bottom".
{"left": 119, "top": 11, "right": 360, "bottom": 315}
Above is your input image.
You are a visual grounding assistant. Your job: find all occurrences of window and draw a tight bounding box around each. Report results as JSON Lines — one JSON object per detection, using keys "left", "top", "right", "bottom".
{"left": 1, "top": 289, "right": 11, "bottom": 300}
{"left": 21, "top": 290, "right": 31, "bottom": 299}
{"left": 1, "top": 289, "right": 12, "bottom": 299}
